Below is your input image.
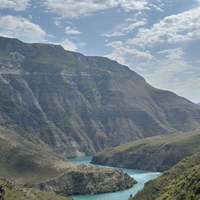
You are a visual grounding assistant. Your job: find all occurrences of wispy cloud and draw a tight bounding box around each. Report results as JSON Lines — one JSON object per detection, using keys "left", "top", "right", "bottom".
{"left": 106, "top": 41, "right": 123, "bottom": 48}
{"left": 53, "top": 39, "right": 85, "bottom": 52}
{"left": 125, "top": 11, "right": 143, "bottom": 22}
{"left": 0, "top": 15, "right": 47, "bottom": 42}
{"left": 157, "top": 48, "right": 185, "bottom": 60}
{"left": 144, "top": 59, "right": 190, "bottom": 86}
{"left": 139, "top": 47, "right": 200, "bottom": 103}
{"left": 149, "top": 3, "right": 163, "bottom": 12}
{"left": 65, "top": 26, "right": 82, "bottom": 35}
{"left": 0, "top": 0, "right": 30, "bottom": 11}
{"left": 101, "top": 20, "right": 147, "bottom": 37}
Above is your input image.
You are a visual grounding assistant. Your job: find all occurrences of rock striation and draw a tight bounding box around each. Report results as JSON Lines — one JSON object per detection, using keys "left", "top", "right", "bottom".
{"left": 1, "top": 36, "right": 200, "bottom": 157}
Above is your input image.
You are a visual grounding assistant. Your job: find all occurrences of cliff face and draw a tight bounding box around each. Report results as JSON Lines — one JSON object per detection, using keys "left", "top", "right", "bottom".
{"left": 91, "top": 131, "right": 200, "bottom": 172}
{"left": 1, "top": 36, "right": 200, "bottom": 157}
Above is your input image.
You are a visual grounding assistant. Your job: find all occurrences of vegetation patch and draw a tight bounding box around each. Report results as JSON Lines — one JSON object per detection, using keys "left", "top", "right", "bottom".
{"left": 69, "top": 171, "right": 84, "bottom": 183}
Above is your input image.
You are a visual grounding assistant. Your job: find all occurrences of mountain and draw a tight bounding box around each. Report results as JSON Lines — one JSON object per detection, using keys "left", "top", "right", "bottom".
{"left": 0, "top": 125, "right": 135, "bottom": 196}
{"left": 0, "top": 36, "right": 200, "bottom": 157}
{"left": 129, "top": 152, "right": 200, "bottom": 200}
{"left": 198, "top": 103, "right": 200, "bottom": 106}
{"left": 91, "top": 130, "right": 200, "bottom": 172}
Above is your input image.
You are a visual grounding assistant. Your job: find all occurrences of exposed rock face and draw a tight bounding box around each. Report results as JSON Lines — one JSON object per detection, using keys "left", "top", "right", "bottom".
{"left": 1, "top": 36, "right": 200, "bottom": 157}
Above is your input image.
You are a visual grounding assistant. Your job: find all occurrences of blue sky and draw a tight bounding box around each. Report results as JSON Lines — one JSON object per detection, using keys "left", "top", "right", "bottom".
{"left": 0, "top": 0, "right": 200, "bottom": 103}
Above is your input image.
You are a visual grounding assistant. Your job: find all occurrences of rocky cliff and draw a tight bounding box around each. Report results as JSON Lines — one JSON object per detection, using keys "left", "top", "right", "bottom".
{"left": 1, "top": 36, "right": 200, "bottom": 157}
{"left": 91, "top": 131, "right": 200, "bottom": 172}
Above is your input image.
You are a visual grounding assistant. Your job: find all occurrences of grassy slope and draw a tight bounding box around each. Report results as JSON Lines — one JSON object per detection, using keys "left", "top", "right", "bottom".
{"left": 93, "top": 130, "right": 200, "bottom": 162}
{"left": 129, "top": 152, "right": 200, "bottom": 200}
{"left": 0, "top": 125, "right": 136, "bottom": 196}
{"left": 0, "top": 125, "right": 73, "bottom": 184}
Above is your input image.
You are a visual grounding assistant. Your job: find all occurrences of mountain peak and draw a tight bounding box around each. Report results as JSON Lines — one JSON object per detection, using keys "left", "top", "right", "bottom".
{"left": 0, "top": 36, "right": 145, "bottom": 81}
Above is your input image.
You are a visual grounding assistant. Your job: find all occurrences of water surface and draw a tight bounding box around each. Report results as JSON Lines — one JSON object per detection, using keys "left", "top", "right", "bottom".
{"left": 69, "top": 156, "right": 161, "bottom": 200}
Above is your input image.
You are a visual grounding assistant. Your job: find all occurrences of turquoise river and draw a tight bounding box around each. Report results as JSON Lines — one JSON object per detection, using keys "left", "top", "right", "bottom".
{"left": 69, "top": 156, "right": 161, "bottom": 200}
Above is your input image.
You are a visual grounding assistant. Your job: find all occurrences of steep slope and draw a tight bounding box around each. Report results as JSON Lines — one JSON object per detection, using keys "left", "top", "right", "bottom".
{"left": 0, "top": 36, "right": 200, "bottom": 157}
{"left": 91, "top": 131, "right": 200, "bottom": 172}
{"left": 129, "top": 152, "right": 200, "bottom": 200}
{"left": 0, "top": 125, "right": 136, "bottom": 195}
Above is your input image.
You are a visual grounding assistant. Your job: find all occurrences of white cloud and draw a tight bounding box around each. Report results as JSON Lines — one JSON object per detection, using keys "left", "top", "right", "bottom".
{"left": 65, "top": 26, "right": 82, "bottom": 35}
{"left": 42, "top": 0, "right": 151, "bottom": 18}
{"left": 54, "top": 39, "right": 85, "bottom": 52}
{"left": 128, "top": 6, "right": 200, "bottom": 47}
{"left": 149, "top": 3, "right": 163, "bottom": 12}
{"left": 55, "top": 21, "right": 63, "bottom": 28}
{"left": 119, "top": 0, "right": 149, "bottom": 12}
{"left": 0, "top": 15, "right": 47, "bottom": 42}
{"left": 125, "top": 11, "right": 143, "bottom": 22}
{"left": 157, "top": 48, "right": 185, "bottom": 60}
{"left": 101, "top": 20, "right": 147, "bottom": 37}
{"left": 105, "top": 45, "right": 154, "bottom": 66}
{"left": 0, "top": 0, "right": 30, "bottom": 11}
{"left": 59, "top": 39, "right": 77, "bottom": 51}
{"left": 106, "top": 41, "right": 123, "bottom": 48}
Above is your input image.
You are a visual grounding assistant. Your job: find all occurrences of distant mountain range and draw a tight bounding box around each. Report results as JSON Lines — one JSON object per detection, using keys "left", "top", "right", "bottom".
{"left": 198, "top": 103, "right": 200, "bottom": 106}
{"left": 0, "top": 36, "right": 200, "bottom": 158}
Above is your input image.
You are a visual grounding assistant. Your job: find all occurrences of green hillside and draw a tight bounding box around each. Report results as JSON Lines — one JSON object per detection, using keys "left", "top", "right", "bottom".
{"left": 91, "top": 131, "right": 200, "bottom": 172}
{"left": 129, "top": 152, "right": 200, "bottom": 200}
